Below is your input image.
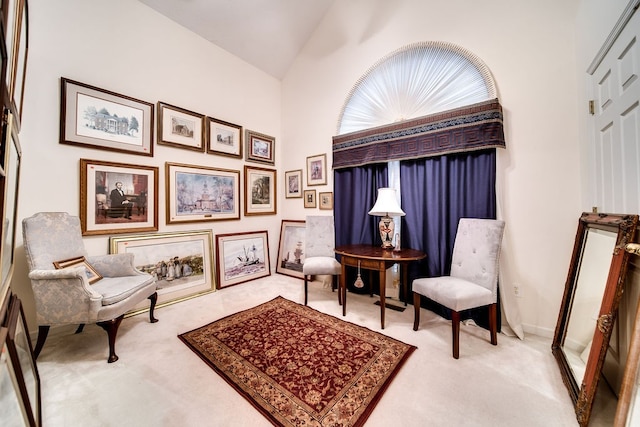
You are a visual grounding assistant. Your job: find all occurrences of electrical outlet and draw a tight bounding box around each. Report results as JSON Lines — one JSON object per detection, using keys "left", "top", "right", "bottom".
{"left": 513, "top": 284, "right": 522, "bottom": 298}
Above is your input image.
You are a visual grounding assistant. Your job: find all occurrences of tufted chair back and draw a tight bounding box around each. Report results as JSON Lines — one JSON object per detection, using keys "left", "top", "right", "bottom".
{"left": 450, "top": 218, "right": 505, "bottom": 301}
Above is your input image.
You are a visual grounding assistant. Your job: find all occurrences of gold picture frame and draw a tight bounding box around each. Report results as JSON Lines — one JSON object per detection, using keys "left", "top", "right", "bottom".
{"left": 53, "top": 256, "right": 103, "bottom": 285}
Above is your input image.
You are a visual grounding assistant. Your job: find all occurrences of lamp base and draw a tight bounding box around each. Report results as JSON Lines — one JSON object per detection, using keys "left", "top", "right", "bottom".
{"left": 378, "top": 216, "right": 395, "bottom": 249}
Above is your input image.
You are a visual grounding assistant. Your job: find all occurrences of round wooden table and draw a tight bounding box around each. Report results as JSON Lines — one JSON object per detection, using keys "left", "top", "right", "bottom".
{"left": 334, "top": 244, "right": 426, "bottom": 329}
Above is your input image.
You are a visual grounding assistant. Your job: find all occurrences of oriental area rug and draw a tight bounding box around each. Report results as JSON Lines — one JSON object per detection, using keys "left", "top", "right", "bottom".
{"left": 178, "top": 296, "right": 416, "bottom": 427}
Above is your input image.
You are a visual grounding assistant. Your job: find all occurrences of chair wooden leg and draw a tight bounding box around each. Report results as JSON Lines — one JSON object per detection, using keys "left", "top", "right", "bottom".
{"left": 413, "top": 292, "right": 421, "bottom": 331}
{"left": 304, "top": 275, "right": 308, "bottom": 305}
{"left": 148, "top": 292, "right": 159, "bottom": 323}
{"left": 489, "top": 303, "right": 498, "bottom": 345}
{"left": 97, "top": 315, "right": 124, "bottom": 363}
{"left": 33, "top": 325, "right": 50, "bottom": 359}
{"left": 452, "top": 310, "right": 461, "bottom": 359}
{"left": 75, "top": 324, "right": 85, "bottom": 334}
{"left": 333, "top": 275, "right": 342, "bottom": 306}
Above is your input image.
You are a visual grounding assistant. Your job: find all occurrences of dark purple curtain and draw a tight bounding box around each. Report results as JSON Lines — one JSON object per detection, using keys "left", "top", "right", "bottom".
{"left": 400, "top": 148, "right": 499, "bottom": 330}
{"left": 334, "top": 163, "right": 388, "bottom": 294}
{"left": 334, "top": 163, "right": 388, "bottom": 247}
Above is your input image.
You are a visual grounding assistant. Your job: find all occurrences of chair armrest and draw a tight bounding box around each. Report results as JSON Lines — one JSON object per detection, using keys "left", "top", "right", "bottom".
{"left": 28, "top": 267, "right": 103, "bottom": 324}
{"left": 86, "top": 253, "right": 143, "bottom": 277}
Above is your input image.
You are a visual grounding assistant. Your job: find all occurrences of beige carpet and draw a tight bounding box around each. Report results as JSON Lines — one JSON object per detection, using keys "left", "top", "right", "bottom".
{"left": 33, "top": 274, "right": 612, "bottom": 426}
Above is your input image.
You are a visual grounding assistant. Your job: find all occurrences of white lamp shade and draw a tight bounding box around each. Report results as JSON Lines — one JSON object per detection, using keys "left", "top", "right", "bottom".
{"left": 368, "top": 188, "right": 405, "bottom": 217}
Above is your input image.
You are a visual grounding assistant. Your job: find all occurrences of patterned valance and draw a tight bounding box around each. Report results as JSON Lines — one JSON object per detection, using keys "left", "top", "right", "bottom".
{"left": 332, "top": 98, "right": 505, "bottom": 169}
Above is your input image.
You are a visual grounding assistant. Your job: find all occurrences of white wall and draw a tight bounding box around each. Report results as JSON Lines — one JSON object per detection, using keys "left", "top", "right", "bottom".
{"left": 13, "top": 0, "right": 284, "bottom": 327}
{"left": 281, "top": 0, "right": 585, "bottom": 336}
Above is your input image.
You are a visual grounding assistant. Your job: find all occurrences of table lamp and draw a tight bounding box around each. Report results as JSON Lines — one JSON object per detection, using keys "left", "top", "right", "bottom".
{"left": 368, "top": 188, "right": 405, "bottom": 249}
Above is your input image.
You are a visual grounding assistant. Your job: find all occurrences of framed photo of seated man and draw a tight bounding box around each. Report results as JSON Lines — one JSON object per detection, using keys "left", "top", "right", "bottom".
{"left": 80, "top": 158, "right": 159, "bottom": 236}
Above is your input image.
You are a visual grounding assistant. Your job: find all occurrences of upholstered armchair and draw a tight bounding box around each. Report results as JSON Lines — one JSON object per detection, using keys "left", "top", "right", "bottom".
{"left": 22, "top": 212, "right": 159, "bottom": 363}
{"left": 302, "top": 216, "right": 341, "bottom": 306}
{"left": 412, "top": 218, "right": 505, "bottom": 359}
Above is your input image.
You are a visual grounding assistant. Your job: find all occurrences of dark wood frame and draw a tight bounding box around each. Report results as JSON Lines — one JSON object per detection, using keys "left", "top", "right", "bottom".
{"left": 60, "top": 78, "right": 154, "bottom": 156}
{"left": 245, "top": 129, "right": 275, "bottom": 165}
{"left": 552, "top": 212, "right": 639, "bottom": 426}
{"left": 215, "top": 230, "right": 271, "bottom": 289}
{"left": 206, "top": 116, "right": 242, "bottom": 158}
{"left": 244, "top": 165, "right": 277, "bottom": 216}
{"left": 157, "top": 101, "right": 205, "bottom": 152}
{"left": 80, "top": 158, "right": 159, "bottom": 236}
{"left": 0, "top": 109, "right": 20, "bottom": 296}
{"left": 4, "top": 295, "right": 41, "bottom": 426}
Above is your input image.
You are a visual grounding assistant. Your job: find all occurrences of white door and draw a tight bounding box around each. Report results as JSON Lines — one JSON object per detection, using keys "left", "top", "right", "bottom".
{"left": 591, "top": 8, "right": 640, "bottom": 214}
{"left": 590, "top": 6, "right": 640, "bottom": 397}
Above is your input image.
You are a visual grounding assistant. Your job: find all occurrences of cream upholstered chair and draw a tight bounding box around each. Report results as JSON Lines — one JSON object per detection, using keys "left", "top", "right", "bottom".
{"left": 412, "top": 218, "right": 505, "bottom": 359}
{"left": 302, "top": 216, "right": 341, "bottom": 305}
{"left": 22, "top": 212, "right": 159, "bottom": 363}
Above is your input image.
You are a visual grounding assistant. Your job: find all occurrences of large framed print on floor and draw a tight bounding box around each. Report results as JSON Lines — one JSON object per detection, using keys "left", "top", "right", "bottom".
{"left": 110, "top": 230, "right": 215, "bottom": 313}
{"left": 276, "top": 219, "right": 306, "bottom": 279}
{"left": 60, "top": 78, "right": 154, "bottom": 156}
{"left": 80, "top": 159, "right": 158, "bottom": 236}
{"left": 215, "top": 231, "right": 271, "bottom": 289}
{"left": 4, "top": 295, "right": 41, "bottom": 427}
{"left": 165, "top": 162, "right": 240, "bottom": 224}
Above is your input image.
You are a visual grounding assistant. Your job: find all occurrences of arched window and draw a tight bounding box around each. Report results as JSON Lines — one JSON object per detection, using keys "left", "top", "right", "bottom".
{"left": 337, "top": 41, "right": 497, "bottom": 135}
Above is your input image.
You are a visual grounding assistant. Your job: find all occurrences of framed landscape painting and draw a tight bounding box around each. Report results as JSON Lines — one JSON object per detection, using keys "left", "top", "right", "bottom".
{"left": 276, "top": 220, "right": 306, "bottom": 279}
{"left": 207, "top": 117, "right": 242, "bottom": 158}
{"left": 244, "top": 165, "right": 277, "bottom": 216}
{"left": 80, "top": 159, "right": 158, "bottom": 236}
{"left": 60, "top": 78, "right": 154, "bottom": 156}
{"left": 110, "top": 230, "right": 215, "bottom": 312}
{"left": 215, "top": 231, "right": 270, "bottom": 288}
{"left": 166, "top": 162, "right": 240, "bottom": 224}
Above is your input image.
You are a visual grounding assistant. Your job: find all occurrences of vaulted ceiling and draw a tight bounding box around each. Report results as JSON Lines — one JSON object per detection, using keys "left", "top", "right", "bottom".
{"left": 138, "top": 0, "right": 334, "bottom": 80}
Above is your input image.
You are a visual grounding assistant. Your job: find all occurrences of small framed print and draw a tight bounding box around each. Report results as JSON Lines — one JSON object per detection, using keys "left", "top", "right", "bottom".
{"left": 53, "top": 256, "right": 103, "bottom": 285}
{"left": 244, "top": 165, "right": 277, "bottom": 216}
{"left": 304, "top": 189, "right": 316, "bottom": 208}
{"left": 60, "top": 78, "right": 154, "bottom": 156}
{"left": 215, "top": 231, "right": 271, "bottom": 289}
{"left": 206, "top": 117, "right": 242, "bottom": 158}
{"left": 245, "top": 129, "right": 275, "bottom": 165}
{"left": 319, "top": 192, "right": 334, "bottom": 210}
{"left": 157, "top": 102, "right": 205, "bottom": 152}
{"left": 306, "top": 153, "right": 327, "bottom": 186}
{"left": 284, "top": 169, "right": 303, "bottom": 198}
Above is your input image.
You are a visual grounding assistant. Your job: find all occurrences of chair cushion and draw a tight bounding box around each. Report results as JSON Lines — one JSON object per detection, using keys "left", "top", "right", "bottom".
{"left": 302, "top": 257, "right": 341, "bottom": 275}
{"left": 412, "top": 276, "right": 494, "bottom": 312}
{"left": 92, "top": 274, "right": 156, "bottom": 306}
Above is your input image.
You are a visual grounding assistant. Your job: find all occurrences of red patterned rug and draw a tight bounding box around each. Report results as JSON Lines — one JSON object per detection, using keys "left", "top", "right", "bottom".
{"left": 178, "top": 296, "right": 416, "bottom": 426}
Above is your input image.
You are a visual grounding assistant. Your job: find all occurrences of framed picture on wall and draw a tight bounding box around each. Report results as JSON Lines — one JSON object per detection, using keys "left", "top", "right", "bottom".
{"left": 215, "top": 231, "right": 271, "bottom": 288}
{"left": 80, "top": 158, "right": 158, "bottom": 236}
{"left": 319, "top": 192, "right": 333, "bottom": 210}
{"left": 284, "top": 169, "right": 303, "bottom": 198}
{"left": 157, "top": 102, "right": 205, "bottom": 152}
{"left": 60, "top": 78, "right": 154, "bottom": 156}
{"left": 304, "top": 189, "right": 316, "bottom": 208}
{"left": 306, "top": 153, "right": 327, "bottom": 186}
{"left": 206, "top": 117, "right": 242, "bottom": 158}
{"left": 244, "top": 165, "right": 277, "bottom": 216}
{"left": 276, "top": 220, "right": 306, "bottom": 279}
{"left": 245, "top": 129, "right": 275, "bottom": 165}
{"left": 110, "top": 230, "right": 215, "bottom": 313}
{"left": 165, "top": 162, "right": 240, "bottom": 224}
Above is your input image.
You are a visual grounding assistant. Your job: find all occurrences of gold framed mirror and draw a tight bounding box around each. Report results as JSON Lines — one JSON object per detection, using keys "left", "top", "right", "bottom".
{"left": 552, "top": 212, "right": 638, "bottom": 426}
